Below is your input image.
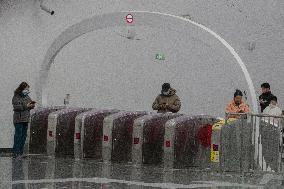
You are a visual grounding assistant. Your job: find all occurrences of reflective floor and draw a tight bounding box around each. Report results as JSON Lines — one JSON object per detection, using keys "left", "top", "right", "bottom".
{"left": 1, "top": 155, "right": 284, "bottom": 189}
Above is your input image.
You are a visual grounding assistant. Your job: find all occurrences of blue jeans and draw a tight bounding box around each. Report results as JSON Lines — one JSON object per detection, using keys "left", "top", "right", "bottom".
{"left": 13, "top": 122, "right": 28, "bottom": 155}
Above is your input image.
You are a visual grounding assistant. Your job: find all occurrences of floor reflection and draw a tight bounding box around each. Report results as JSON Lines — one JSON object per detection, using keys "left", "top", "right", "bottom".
{"left": 12, "top": 159, "right": 25, "bottom": 189}
{"left": 3, "top": 155, "right": 282, "bottom": 189}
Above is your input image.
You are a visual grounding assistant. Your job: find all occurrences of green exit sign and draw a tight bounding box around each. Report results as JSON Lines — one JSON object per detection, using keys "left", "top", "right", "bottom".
{"left": 155, "top": 53, "right": 165, "bottom": 60}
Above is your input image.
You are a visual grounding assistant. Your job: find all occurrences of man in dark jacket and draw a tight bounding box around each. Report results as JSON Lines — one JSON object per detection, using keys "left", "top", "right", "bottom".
{"left": 259, "top": 83, "right": 274, "bottom": 113}
{"left": 152, "top": 83, "right": 181, "bottom": 113}
{"left": 12, "top": 82, "right": 35, "bottom": 158}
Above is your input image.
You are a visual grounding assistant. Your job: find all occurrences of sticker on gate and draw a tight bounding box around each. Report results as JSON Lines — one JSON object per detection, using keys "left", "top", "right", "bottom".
{"left": 211, "top": 144, "right": 219, "bottom": 162}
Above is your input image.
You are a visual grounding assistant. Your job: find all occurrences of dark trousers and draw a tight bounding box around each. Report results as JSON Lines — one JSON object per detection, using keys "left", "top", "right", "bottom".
{"left": 13, "top": 122, "right": 28, "bottom": 155}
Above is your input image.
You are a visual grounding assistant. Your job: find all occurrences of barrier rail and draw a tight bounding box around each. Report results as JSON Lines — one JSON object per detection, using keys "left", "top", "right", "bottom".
{"left": 220, "top": 112, "right": 284, "bottom": 172}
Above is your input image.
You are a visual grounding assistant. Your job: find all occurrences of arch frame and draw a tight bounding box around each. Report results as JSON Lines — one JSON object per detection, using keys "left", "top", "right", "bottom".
{"left": 35, "top": 11, "right": 260, "bottom": 169}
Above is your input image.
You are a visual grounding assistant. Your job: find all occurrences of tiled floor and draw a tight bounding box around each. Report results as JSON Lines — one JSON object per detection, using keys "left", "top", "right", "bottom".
{"left": 0, "top": 155, "right": 283, "bottom": 189}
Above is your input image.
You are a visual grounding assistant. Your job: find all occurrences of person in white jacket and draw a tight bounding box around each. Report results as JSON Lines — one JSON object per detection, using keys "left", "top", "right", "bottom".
{"left": 263, "top": 96, "right": 282, "bottom": 116}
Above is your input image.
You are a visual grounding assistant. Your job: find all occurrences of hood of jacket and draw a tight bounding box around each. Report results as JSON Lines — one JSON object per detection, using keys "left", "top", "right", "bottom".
{"left": 161, "top": 88, "right": 176, "bottom": 97}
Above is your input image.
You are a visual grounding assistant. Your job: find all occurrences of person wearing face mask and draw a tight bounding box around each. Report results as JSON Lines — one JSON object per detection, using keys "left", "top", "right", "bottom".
{"left": 226, "top": 89, "right": 250, "bottom": 119}
{"left": 152, "top": 83, "right": 181, "bottom": 113}
{"left": 263, "top": 96, "right": 282, "bottom": 116}
{"left": 12, "top": 82, "right": 36, "bottom": 158}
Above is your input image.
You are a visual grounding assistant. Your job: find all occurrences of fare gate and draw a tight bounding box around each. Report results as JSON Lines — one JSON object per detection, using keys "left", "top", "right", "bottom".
{"left": 132, "top": 113, "right": 183, "bottom": 166}
{"left": 28, "top": 106, "right": 65, "bottom": 154}
{"left": 163, "top": 115, "right": 217, "bottom": 168}
{"left": 47, "top": 108, "right": 91, "bottom": 157}
{"left": 74, "top": 109, "right": 120, "bottom": 159}
{"left": 102, "top": 111, "right": 148, "bottom": 163}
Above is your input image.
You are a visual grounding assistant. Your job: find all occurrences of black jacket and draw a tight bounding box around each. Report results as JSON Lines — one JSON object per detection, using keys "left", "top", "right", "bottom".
{"left": 259, "top": 91, "right": 274, "bottom": 112}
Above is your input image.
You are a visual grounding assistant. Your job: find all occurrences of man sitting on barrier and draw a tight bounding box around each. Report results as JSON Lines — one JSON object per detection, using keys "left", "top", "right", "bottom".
{"left": 152, "top": 83, "right": 181, "bottom": 113}
{"left": 226, "top": 89, "right": 250, "bottom": 119}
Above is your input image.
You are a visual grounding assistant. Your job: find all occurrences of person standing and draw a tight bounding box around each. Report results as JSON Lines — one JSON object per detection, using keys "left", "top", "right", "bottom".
{"left": 12, "top": 82, "right": 36, "bottom": 158}
{"left": 259, "top": 83, "right": 274, "bottom": 113}
{"left": 152, "top": 83, "right": 181, "bottom": 113}
{"left": 226, "top": 89, "right": 250, "bottom": 119}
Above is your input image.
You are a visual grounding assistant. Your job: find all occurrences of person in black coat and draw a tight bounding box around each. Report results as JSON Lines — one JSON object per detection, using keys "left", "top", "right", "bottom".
{"left": 259, "top": 83, "right": 274, "bottom": 113}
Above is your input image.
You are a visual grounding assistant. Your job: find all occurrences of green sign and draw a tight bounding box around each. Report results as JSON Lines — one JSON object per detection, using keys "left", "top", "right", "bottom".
{"left": 155, "top": 53, "right": 165, "bottom": 60}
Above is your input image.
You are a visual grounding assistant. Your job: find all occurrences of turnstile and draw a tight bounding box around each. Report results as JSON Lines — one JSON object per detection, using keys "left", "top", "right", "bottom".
{"left": 74, "top": 109, "right": 120, "bottom": 159}
{"left": 102, "top": 111, "right": 148, "bottom": 163}
{"left": 28, "top": 106, "right": 65, "bottom": 154}
{"left": 164, "top": 115, "right": 217, "bottom": 168}
{"left": 47, "top": 108, "right": 91, "bottom": 157}
{"left": 132, "top": 113, "right": 183, "bottom": 165}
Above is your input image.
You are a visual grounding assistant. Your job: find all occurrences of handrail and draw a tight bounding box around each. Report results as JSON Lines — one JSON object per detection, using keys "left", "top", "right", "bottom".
{"left": 225, "top": 112, "right": 284, "bottom": 119}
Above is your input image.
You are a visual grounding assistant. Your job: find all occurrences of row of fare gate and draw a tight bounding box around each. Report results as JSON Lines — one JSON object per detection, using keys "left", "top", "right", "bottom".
{"left": 26, "top": 107, "right": 283, "bottom": 172}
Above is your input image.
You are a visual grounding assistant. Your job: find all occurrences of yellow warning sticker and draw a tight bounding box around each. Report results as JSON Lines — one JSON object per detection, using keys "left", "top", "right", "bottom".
{"left": 211, "top": 151, "right": 219, "bottom": 162}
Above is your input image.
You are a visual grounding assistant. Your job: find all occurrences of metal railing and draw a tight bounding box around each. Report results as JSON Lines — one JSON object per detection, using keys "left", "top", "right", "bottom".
{"left": 224, "top": 112, "right": 284, "bottom": 172}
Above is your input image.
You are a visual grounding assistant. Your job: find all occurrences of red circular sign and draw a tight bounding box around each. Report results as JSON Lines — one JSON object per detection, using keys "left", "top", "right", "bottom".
{"left": 126, "top": 14, "right": 133, "bottom": 23}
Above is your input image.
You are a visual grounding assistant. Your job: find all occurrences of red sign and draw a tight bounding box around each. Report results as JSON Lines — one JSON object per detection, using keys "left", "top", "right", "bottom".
{"left": 165, "top": 140, "right": 171, "bottom": 148}
{"left": 75, "top": 133, "right": 81, "bottom": 140}
{"left": 104, "top": 135, "right": 109, "bottom": 142}
{"left": 126, "top": 14, "right": 133, "bottom": 23}
{"left": 133, "top": 137, "right": 139, "bottom": 144}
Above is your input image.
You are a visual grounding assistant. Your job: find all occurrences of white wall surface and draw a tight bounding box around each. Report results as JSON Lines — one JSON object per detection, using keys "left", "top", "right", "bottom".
{"left": 0, "top": 0, "right": 283, "bottom": 148}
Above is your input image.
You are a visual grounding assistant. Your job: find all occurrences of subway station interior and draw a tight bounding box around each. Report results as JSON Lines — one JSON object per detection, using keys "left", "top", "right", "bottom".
{"left": 1, "top": 0, "right": 284, "bottom": 188}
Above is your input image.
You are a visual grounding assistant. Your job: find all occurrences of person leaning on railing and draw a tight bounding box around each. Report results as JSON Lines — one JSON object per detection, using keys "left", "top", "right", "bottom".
{"left": 225, "top": 89, "right": 250, "bottom": 119}
{"left": 263, "top": 95, "right": 282, "bottom": 116}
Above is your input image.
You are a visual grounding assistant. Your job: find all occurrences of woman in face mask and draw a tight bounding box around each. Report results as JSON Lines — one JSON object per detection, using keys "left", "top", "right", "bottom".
{"left": 12, "top": 82, "right": 36, "bottom": 158}
{"left": 263, "top": 96, "right": 282, "bottom": 116}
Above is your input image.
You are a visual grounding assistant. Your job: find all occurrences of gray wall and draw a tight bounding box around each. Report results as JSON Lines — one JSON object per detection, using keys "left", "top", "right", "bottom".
{"left": 0, "top": 0, "right": 283, "bottom": 147}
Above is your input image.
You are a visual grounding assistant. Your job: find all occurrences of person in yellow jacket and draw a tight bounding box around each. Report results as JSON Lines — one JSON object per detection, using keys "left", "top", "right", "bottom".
{"left": 152, "top": 83, "right": 181, "bottom": 113}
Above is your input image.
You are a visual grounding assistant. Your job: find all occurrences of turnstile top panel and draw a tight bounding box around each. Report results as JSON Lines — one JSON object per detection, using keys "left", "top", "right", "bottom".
{"left": 76, "top": 109, "right": 120, "bottom": 120}
{"left": 103, "top": 111, "right": 150, "bottom": 122}
{"left": 165, "top": 115, "right": 218, "bottom": 127}
{"left": 48, "top": 107, "right": 90, "bottom": 116}
{"left": 134, "top": 113, "right": 183, "bottom": 127}
{"left": 31, "top": 106, "right": 66, "bottom": 115}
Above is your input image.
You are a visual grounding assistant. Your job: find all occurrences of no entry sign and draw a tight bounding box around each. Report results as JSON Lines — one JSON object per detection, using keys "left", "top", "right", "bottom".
{"left": 126, "top": 14, "right": 133, "bottom": 23}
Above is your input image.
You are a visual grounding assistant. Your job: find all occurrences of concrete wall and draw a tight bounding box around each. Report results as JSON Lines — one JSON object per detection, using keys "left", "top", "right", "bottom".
{"left": 0, "top": 0, "right": 283, "bottom": 148}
